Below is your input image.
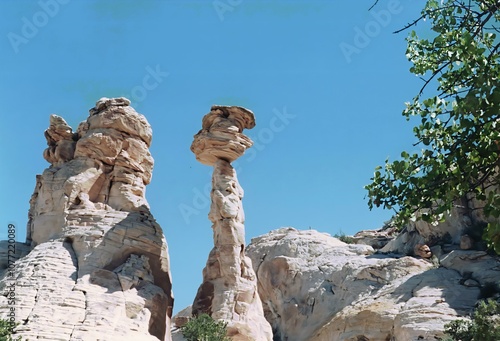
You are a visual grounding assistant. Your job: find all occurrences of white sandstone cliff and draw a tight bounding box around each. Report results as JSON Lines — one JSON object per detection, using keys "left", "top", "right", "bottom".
{"left": 247, "top": 227, "right": 500, "bottom": 341}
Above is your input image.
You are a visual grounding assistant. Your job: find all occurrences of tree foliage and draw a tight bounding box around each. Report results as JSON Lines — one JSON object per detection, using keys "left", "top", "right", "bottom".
{"left": 443, "top": 299, "right": 500, "bottom": 340}
{"left": 365, "top": 0, "right": 500, "bottom": 252}
{"left": 181, "top": 314, "right": 230, "bottom": 341}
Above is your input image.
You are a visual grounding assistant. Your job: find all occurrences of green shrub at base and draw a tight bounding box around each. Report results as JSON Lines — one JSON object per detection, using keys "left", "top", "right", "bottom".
{"left": 181, "top": 313, "right": 230, "bottom": 341}
{"left": 0, "top": 319, "right": 21, "bottom": 341}
{"left": 443, "top": 299, "right": 500, "bottom": 341}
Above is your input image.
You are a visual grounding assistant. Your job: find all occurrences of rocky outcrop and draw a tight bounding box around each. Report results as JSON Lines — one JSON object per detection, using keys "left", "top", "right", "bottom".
{"left": 246, "top": 228, "right": 494, "bottom": 341}
{"left": 352, "top": 226, "right": 397, "bottom": 249}
{"left": 0, "top": 98, "right": 173, "bottom": 341}
{"left": 190, "top": 106, "right": 273, "bottom": 341}
{"left": 380, "top": 196, "right": 489, "bottom": 256}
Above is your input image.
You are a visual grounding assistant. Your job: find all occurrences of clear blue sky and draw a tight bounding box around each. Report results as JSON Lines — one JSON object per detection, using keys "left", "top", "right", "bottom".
{"left": 1, "top": 0, "right": 426, "bottom": 313}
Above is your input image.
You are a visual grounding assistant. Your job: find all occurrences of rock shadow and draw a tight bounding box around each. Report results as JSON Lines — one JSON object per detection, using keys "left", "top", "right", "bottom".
{"left": 64, "top": 205, "right": 173, "bottom": 341}
{"left": 389, "top": 267, "right": 480, "bottom": 315}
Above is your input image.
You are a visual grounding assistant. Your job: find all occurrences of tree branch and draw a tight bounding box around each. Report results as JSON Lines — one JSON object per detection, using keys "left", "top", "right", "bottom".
{"left": 369, "top": 0, "right": 379, "bottom": 11}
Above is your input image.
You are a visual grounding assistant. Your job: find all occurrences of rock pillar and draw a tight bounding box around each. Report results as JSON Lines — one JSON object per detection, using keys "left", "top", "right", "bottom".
{"left": 190, "top": 106, "right": 273, "bottom": 341}
{"left": 1, "top": 98, "right": 173, "bottom": 341}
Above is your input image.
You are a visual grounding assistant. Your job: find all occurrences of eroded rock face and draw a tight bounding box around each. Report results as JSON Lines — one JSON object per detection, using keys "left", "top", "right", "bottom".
{"left": 380, "top": 196, "right": 490, "bottom": 256}
{"left": 247, "top": 228, "right": 483, "bottom": 341}
{"left": 352, "top": 227, "right": 396, "bottom": 249}
{"left": 190, "top": 106, "right": 273, "bottom": 341}
{"left": 0, "top": 98, "right": 173, "bottom": 341}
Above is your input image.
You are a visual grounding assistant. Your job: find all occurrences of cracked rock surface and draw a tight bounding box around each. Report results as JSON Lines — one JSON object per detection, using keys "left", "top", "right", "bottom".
{"left": 246, "top": 228, "right": 494, "bottom": 341}
{"left": 0, "top": 98, "right": 173, "bottom": 341}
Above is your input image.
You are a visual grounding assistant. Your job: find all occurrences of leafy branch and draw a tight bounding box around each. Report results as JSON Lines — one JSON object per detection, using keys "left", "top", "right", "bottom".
{"left": 365, "top": 0, "right": 500, "bottom": 253}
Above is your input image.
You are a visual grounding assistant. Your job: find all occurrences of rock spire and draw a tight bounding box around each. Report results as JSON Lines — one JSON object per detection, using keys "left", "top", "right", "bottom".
{"left": 190, "top": 106, "right": 273, "bottom": 341}
{"left": 0, "top": 98, "right": 173, "bottom": 341}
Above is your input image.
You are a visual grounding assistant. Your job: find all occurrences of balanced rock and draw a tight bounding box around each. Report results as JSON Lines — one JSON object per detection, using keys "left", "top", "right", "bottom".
{"left": 190, "top": 105, "right": 255, "bottom": 166}
{"left": 0, "top": 98, "right": 173, "bottom": 341}
{"left": 190, "top": 106, "right": 273, "bottom": 341}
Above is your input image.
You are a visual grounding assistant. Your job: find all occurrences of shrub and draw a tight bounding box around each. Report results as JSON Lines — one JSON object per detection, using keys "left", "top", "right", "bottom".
{"left": 181, "top": 313, "right": 230, "bottom": 341}
{"left": 444, "top": 299, "right": 500, "bottom": 341}
{"left": 0, "top": 318, "right": 21, "bottom": 341}
{"left": 333, "top": 232, "right": 354, "bottom": 244}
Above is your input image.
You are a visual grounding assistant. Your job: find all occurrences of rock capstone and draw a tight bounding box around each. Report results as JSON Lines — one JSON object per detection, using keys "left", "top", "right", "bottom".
{"left": 190, "top": 105, "right": 255, "bottom": 166}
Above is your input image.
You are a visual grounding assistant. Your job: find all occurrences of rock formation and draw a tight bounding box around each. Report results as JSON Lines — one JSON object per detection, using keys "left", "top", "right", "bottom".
{"left": 247, "top": 228, "right": 500, "bottom": 341}
{"left": 0, "top": 97, "right": 173, "bottom": 341}
{"left": 190, "top": 106, "right": 273, "bottom": 341}
{"left": 380, "top": 196, "right": 490, "bottom": 256}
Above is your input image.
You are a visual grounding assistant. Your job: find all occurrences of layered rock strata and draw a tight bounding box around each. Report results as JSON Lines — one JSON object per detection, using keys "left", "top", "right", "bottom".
{"left": 0, "top": 98, "right": 173, "bottom": 341}
{"left": 190, "top": 106, "right": 273, "bottom": 341}
{"left": 246, "top": 228, "right": 498, "bottom": 341}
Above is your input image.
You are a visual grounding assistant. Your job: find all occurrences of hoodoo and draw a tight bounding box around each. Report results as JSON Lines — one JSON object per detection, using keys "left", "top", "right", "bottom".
{"left": 190, "top": 106, "right": 273, "bottom": 341}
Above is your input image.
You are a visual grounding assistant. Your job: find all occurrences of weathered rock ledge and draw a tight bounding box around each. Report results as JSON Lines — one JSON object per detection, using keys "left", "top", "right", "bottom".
{"left": 246, "top": 227, "right": 500, "bottom": 341}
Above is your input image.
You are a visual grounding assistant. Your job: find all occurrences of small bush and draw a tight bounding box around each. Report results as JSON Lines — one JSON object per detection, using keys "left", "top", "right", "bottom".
{"left": 333, "top": 232, "right": 355, "bottom": 244}
{"left": 444, "top": 299, "right": 500, "bottom": 341}
{"left": 181, "top": 313, "right": 230, "bottom": 341}
{"left": 0, "top": 318, "right": 21, "bottom": 341}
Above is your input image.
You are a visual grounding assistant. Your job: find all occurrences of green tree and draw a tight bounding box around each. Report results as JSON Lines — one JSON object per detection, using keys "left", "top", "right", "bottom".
{"left": 181, "top": 314, "right": 230, "bottom": 341}
{"left": 443, "top": 299, "right": 500, "bottom": 340}
{"left": 365, "top": 0, "right": 500, "bottom": 252}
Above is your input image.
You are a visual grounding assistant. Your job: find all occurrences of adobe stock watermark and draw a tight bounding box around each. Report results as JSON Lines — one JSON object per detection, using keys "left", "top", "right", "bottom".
{"left": 5, "top": 224, "right": 17, "bottom": 334}
{"left": 213, "top": 0, "right": 243, "bottom": 21}
{"left": 339, "top": 0, "right": 403, "bottom": 63}
{"left": 7, "top": 0, "right": 70, "bottom": 54}
{"left": 121, "top": 65, "right": 169, "bottom": 108}
{"left": 178, "top": 107, "right": 296, "bottom": 224}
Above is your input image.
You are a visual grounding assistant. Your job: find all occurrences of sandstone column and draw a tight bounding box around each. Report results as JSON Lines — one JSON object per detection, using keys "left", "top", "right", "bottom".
{"left": 190, "top": 106, "right": 273, "bottom": 341}
{"left": 1, "top": 98, "right": 173, "bottom": 341}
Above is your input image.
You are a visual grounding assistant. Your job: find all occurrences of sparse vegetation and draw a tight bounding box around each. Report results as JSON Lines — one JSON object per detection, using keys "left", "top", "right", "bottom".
{"left": 443, "top": 299, "right": 500, "bottom": 341}
{"left": 181, "top": 313, "right": 230, "bottom": 341}
{"left": 333, "top": 231, "right": 355, "bottom": 244}
{"left": 0, "top": 318, "right": 21, "bottom": 341}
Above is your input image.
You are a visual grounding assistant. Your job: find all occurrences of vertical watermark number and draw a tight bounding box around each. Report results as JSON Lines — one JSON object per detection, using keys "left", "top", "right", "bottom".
{"left": 5, "top": 224, "right": 17, "bottom": 334}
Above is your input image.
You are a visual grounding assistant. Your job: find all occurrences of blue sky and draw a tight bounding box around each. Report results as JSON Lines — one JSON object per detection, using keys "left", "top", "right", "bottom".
{"left": 1, "top": 0, "right": 426, "bottom": 313}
